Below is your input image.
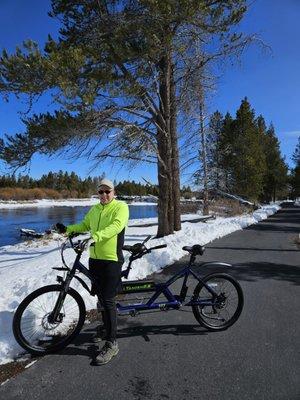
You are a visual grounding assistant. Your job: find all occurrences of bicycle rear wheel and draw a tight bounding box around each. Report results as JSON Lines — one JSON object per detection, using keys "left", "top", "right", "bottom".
{"left": 13, "top": 284, "right": 86, "bottom": 355}
{"left": 192, "top": 273, "right": 243, "bottom": 331}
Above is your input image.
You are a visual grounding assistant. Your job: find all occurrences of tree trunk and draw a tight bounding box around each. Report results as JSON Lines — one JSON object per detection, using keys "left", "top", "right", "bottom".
{"left": 156, "top": 53, "right": 172, "bottom": 237}
{"left": 170, "top": 62, "right": 181, "bottom": 231}
{"left": 156, "top": 52, "right": 182, "bottom": 236}
{"left": 157, "top": 150, "right": 170, "bottom": 237}
{"left": 199, "top": 101, "right": 209, "bottom": 215}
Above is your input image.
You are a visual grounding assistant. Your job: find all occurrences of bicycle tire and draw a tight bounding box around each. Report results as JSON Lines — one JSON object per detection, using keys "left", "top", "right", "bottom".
{"left": 13, "top": 284, "right": 86, "bottom": 355}
{"left": 192, "top": 273, "right": 244, "bottom": 331}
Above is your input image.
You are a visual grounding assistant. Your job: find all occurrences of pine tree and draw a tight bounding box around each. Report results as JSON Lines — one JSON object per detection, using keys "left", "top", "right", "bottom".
{"left": 260, "top": 121, "right": 288, "bottom": 202}
{"left": 218, "top": 112, "right": 235, "bottom": 191}
{"left": 292, "top": 136, "right": 300, "bottom": 167}
{"left": 207, "top": 111, "right": 225, "bottom": 191}
{"left": 230, "top": 98, "right": 266, "bottom": 201}
{"left": 0, "top": 0, "right": 250, "bottom": 235}
{"left": 291, "top": 136, "right": 300, "bottom": 198}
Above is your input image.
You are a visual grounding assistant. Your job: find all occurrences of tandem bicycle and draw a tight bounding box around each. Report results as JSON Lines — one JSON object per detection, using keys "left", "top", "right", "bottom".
{"left": 13, "top": 235, "right": 244, "bottom": 355}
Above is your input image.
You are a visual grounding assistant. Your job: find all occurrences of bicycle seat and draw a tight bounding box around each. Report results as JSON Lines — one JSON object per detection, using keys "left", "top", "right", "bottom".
{"left": 182, "top": 244, "right": 205, "bottom": 256}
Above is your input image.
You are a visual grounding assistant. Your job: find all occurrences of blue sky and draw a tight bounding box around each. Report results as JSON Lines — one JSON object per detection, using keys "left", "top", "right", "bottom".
{"left": 0, "top": 0, "right": 299, "bottom": 184}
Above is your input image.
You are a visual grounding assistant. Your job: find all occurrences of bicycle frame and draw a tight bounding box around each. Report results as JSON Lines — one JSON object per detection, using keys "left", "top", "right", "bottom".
{"left": 116, "top": 259, "right": 232, "bottom": 315}
{"left": 53, "top": 247, "right": 233, "bottom": 319}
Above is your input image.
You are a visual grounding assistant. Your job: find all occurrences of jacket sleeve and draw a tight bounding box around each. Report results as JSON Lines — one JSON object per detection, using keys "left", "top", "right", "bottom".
{"left": 92, "top": 203, "right": 129, "bottom": 243}
{"left": 66, "top": 209, "right": 91, "bottom": 234}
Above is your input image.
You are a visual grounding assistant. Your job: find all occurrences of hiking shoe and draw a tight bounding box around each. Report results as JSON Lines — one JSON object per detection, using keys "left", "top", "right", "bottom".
{"left": 94, "top": 341, "right": 119, "bottom": 365}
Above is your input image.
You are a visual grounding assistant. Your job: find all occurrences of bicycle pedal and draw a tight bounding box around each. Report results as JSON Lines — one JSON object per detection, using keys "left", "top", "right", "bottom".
{"left": 159, "top": 304, "right": 169, "bottom": 311}
{"left": 117, "top": 310, "right": 139, "bottom": 317}
{"left": 129, "top": 310, "right": 139, "bottom": 317}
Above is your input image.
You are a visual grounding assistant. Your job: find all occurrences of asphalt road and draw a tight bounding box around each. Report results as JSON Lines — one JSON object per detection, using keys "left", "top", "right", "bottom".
{"left": 1, "top": 204, "right": 299, "bottom": 400}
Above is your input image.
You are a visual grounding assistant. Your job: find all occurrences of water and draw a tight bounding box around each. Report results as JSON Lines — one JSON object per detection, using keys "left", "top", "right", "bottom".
{"left": 0, "top": 204, "right": 158, "bottom": 248}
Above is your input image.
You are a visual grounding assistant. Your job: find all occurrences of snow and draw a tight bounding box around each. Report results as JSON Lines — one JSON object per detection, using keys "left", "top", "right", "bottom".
{"left": 214, "top": 190, "right": 255, "bottom": 205}
{"left": 0, "top": 199, "right": 158, "bottom": 209}
{"left": 0, "top": 198, "right": 100, "bottom": 209}
{"left": 0, "top": 203, "right": 280, "bottom": 365}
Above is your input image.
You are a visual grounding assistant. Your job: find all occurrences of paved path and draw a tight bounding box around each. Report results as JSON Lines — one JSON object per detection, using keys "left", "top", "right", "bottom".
{"left": 1, "top": 204, "right": 299, "bottom": 400}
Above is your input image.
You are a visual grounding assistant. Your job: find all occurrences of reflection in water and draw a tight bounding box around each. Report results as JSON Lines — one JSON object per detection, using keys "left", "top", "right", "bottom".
{"left": 0, "top": 204, "right": 157, "bottom": 247}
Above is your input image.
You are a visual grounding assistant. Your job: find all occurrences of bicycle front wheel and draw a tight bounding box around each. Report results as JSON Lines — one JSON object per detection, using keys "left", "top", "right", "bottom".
{"left": 13, "top": 284, "right": 86, "bottom": 355}
{"left": 192, "top": 273, "right": 244, "bottom": 331}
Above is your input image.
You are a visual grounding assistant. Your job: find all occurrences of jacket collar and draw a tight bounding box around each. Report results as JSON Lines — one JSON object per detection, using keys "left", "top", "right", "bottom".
{"left": 98, "top": 198, "right": 116, "bottom": 209}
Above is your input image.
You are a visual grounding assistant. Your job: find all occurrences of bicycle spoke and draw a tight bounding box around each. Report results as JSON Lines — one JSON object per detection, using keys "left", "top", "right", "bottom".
{"left": 17, "top": 288, "right": 82, "bottom": 352}
{"left": 193, "top": 275, "right": 243, "bottom": 330}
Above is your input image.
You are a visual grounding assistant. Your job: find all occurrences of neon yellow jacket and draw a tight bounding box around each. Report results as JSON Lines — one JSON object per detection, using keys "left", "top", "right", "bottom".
{"left": 66, "top": 199, "right": 129, "bottom": 262}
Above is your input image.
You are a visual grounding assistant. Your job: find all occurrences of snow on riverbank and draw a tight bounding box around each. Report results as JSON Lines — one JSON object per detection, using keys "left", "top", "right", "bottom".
{"left": 0, "top": 198, "right": 99, "bottom": 209}
{"left": 0, "top": 203, "right": 280, "bottom": 365}
{"left": 0, "top": 199, "right": 158, "bottom": 209}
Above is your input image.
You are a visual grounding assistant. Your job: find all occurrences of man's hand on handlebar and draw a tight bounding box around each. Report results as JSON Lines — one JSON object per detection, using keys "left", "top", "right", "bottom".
{"left": 69, "top": 235, "right": 93, "bottom": 253}
{"left": 55, "top": 222, "right": 67, "bottom": 234}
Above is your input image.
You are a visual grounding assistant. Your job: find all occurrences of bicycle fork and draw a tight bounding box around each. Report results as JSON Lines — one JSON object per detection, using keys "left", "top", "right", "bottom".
{"left": 48, "top": 273, "right": 73, "bottom": 323}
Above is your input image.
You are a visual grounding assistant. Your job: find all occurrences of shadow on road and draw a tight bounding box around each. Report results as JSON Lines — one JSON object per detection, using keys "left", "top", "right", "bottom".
{"left": 208, "top": 245, "right": 299, "bottom": 252}
{"left": 245, "top": 205, "right": 300, "bottom": 234}
{"left": 157, "top": 261, "right": 300, "bottom": 287}
{"left": 227, "top": 262, "right": 300, "bottom": 286}
{"left": 116, "top": 323, "right": 208, "bottom": 341}
{"left": 52, "top": 321, "right": 209, "bottom": 362}
{"left": 246, "top": 224, "right": 300, "bottom": 233}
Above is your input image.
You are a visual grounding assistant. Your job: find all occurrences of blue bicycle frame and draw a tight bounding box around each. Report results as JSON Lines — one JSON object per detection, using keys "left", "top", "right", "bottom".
{"left": 60, "top": 249, "right": 232, "bottom": 316}
{"left": 116, "top": 259, "right": 232, "bottom": 315}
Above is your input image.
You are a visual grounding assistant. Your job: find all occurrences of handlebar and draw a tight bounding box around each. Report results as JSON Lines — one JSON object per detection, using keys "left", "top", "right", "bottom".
{"left": 122, "top": 242, "right": 167, "bottom": 257}
{"left": 59, "top": 234, "right": 91, "bottom": 268}
{"left": 58, "top": 232, "right": 167, "bottom": 275}
{"left": 69, "top": 236, "right": 91, "bottom": 252}
{"left": 121, "top": 242, "right": 167, "bottom": 279}
{"left": 149, "top": 244, "right": 167, "bottom": 251}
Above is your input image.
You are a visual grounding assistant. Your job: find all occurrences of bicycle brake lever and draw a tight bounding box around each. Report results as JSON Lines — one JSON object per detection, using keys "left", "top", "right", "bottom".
{"left": 143, "top": 235, "right": 152, "bottom": 244}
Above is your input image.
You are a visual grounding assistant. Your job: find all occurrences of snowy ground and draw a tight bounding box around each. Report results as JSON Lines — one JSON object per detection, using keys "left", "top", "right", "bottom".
{"left": 0, "top": 199, "right": 158, "bottom": 209}
{"left": 0, "top": 203, "right": 280, "bottom": 365}
{"left": 0, "top": 198, "right": 99, "bottom": 209}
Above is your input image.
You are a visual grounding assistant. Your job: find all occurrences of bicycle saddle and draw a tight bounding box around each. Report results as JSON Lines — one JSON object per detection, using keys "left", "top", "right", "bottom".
{"left": 182, "top": 244, "right": 205, "bottom": 256}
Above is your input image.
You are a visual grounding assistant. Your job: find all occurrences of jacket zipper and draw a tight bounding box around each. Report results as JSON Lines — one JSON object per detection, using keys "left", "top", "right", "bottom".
{"left": 93, "top": 200, "right": 114, "bottom": 259}
{"left": 95, "top": 205, "right": 103, "bottom": 259}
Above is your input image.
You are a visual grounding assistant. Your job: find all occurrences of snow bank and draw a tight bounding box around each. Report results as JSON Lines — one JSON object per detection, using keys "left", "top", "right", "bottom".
{"left": 0, "top": 198, "right": 99, "bottom": 209}
{"left": 0, "top": 204, "right": 280, "bottom": 365}
{"left": 0, "top": 199, "right": 158, "bottom": 209}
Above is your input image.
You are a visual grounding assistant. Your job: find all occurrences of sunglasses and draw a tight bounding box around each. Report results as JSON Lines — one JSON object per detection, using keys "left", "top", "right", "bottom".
{"left": 98, "top": 190, "right": 112, "bottom": 195}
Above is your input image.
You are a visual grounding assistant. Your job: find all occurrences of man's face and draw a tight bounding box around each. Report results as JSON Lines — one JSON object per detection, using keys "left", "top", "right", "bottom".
{"left": 98, "top": 186, "right": 114, "bottom": 205}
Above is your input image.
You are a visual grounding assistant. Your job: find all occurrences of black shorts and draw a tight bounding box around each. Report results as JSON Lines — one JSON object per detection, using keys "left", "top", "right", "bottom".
{"left": 88, "top": 258, "right": 123, "bottom": 297}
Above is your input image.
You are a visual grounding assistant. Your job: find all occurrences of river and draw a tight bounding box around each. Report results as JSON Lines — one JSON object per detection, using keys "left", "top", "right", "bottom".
{"left": 0, "top": 204, "right": 158, "bottom": 247}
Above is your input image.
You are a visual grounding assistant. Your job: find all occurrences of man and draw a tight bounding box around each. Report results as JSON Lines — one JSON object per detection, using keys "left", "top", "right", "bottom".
{"left": 56, "top": 178, "right": 129, "bottom": 365}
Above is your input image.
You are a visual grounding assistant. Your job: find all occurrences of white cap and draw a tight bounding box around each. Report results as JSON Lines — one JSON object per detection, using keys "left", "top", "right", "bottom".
{"left": 98, "top": 179, "right": 114, "bottom": 190}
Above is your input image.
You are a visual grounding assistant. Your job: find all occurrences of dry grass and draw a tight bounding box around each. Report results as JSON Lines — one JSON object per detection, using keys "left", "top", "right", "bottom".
{"left": 0, "top": 188, "right": 82, "bottom": 201}
{"left": 209, "top": 198, "right": 253, "bottom": 217}
{"left": 85, "top": 308, "right": 100, "bottom": 323}
{"left": 180, "top": 202, "right": 200, "bottom": 214}
{"left": 181, "top": 198, "right": 254, "bottom": 217}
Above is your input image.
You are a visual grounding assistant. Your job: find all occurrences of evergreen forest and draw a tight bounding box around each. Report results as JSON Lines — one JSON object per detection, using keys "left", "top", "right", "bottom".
{"left": 199, "top": 97, "right": 292, "bottom": 203}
